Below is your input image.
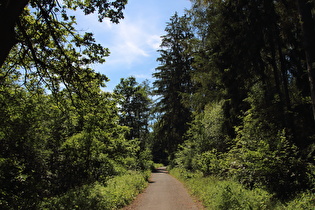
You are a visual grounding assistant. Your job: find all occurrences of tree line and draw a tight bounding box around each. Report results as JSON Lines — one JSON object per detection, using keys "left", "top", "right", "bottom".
{"left": 1, "top": 0, "right": 315, "bottom": 208}
{"left": 152, "top": 0, "right": 315, "bottom": 200}
{"left": 0, "top": 0, "right": 154, "bottom": 208}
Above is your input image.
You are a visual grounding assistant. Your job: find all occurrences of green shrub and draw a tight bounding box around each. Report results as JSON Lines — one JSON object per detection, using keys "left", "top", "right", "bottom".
{"left": 41, "top": 170, "right": 149, "bottom": 209}
{"left": 185, "top": 102, "right": 232, "bottom": 154}
{"left": 174, "top": 101, "right": 232, "bottom": 173}
{"left": 226, "top": 83, "right": 313, "bottom": 199}
{"left": 284, "top": 191, "right": 315, "bottom": 210}
{"left": 170, "top": 168, "right": 278, "bottom": 210}
{"left": 174, "top": 140, "right": 197, "bottom": 171}
{"left": 137, "top": 148, "right": 154, "bottom": 171}
{"left": 230, "top": 121, "right": 311, "bottom": 199}
{"left": 153, "top": 163, "right": 164, "bottom": 168}
{"left": 194, "top": 150, "right": 224, "bottom": 176}
{"left": 171, "top": 167, "right": 315, "bottom": 209}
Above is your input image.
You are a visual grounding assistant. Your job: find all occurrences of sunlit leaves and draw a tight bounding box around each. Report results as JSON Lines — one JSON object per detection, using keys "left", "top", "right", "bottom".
{"left": 1, "top": 0, "right": 126, "bottom": 98}
{"left": 62, "top": 0, "right": 127, "bottom": 23}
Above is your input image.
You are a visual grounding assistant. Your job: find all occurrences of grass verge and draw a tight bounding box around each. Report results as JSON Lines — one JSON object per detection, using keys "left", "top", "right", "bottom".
{"left": 170, "top": 167, "right": 314, "bottom": 210}
{"left": 41, "top": 170, "right": 150, "bottom": 209}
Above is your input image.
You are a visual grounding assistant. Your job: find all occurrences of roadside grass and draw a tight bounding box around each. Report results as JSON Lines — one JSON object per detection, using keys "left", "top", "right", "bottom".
{"left": 170, "top": 168, "right": 315, "bottom": 210}
{"left": 284, "top": 191, "right": 315, "bottom": 210}
{"left": 41, "top": 170, "right": 150, "bottom": 210}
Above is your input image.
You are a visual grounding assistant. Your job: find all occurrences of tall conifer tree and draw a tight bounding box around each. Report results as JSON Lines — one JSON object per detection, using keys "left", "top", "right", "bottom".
{"left": 152, "top": 13, "right": 194, "bottom": 162}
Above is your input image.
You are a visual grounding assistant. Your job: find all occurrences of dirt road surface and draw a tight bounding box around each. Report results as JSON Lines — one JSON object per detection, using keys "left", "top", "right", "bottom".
{"left": 122, "top": 167, "right": 203, "bottom": 210}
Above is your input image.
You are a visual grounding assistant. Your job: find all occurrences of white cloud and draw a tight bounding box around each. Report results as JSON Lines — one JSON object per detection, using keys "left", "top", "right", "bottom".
{"left": 147, "top": 35, "right": 162, "bottom": 50}
{"left": 133, "top": 74, "right": 153, "bottom": 80}
{"left": 103, "top": 18, "right": 161, "bottom": 67}
{"left": 70, "top": 0, "right": 191, "bottom": 92}
{"left": 102, "top": 19, "right": 114, "bottom": 29}
{"left": 72, "top": 4, "right": 164, "bottom": 70}
{"left": 75, "top": 14, "right": 160, "bottom": 68}
{"left": 106, "top": 20, "right": 151, "bottom": 63}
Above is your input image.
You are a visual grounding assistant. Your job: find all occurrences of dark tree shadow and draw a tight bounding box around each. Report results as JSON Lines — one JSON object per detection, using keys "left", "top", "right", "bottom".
{"left": 152, "top": 167, "right": 168, "bottom": 174}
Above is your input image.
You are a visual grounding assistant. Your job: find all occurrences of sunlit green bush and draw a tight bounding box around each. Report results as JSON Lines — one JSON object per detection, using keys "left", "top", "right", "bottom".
{"left": 171, "top": 167, "right": 315, "bottom": 210}
{"left": 41, "top": 170, "right": 149, "bottom": 209}
{"left": 171, "top": 168, "right": 278, "bottom": 210}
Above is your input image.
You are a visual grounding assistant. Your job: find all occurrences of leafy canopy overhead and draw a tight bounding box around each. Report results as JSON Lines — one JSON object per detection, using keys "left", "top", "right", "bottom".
{"left": 1, "top": 0, "right": 127, "bottom": 95}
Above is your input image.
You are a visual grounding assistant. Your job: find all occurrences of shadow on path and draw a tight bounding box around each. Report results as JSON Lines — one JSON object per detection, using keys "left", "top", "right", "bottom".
{"left": 152, "top": 166, "right": 168, "bottom": 174}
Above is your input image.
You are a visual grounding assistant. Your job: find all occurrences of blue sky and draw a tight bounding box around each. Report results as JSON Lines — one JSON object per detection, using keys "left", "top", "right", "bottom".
{"left": 74, "top": 0, "right": 192, "bottom": 91}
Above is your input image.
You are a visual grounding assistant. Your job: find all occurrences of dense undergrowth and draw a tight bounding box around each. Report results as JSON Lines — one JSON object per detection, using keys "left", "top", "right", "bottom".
{"left": 170, "top": 168, "right": 315, "bottom": 210}
{"left": 41, "top": 170, "right": 150, "bottom": 209}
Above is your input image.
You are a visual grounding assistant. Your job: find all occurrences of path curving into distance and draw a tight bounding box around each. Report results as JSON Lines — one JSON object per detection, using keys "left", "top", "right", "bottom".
{"left": 122, "top": 167, "right": 204, "bottom": 210}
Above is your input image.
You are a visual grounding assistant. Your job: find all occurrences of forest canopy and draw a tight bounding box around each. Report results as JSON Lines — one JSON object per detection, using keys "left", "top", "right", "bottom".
{"left": 0, "top": 0, "right": 315, "bottom": 208}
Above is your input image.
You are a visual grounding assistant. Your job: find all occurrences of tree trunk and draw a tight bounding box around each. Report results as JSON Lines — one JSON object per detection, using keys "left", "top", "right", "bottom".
{"left": 0, "top": 0, "right": 29, "bottom": 68}
{"left": 297, "top": 0, "right": 315, "bottom": 122}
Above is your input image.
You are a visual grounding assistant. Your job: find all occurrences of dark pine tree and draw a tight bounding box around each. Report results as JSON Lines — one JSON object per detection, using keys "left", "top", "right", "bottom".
{"left": 152, "top": 13, "right": 194, "bottom": 163}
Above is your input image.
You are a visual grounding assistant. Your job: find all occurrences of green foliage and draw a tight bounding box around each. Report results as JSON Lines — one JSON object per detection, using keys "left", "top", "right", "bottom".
{"left": 137, "top": 148, "right": 154, "bottom": 171}
{"left": 284, "top": 191, "right": 315, "bottom": 210}
{"left": 174, "top": 80, "right": 314, "bottom": 199}
{"left": 175, "top": 146, "right": 224, "bottom": 177}
{"left": 187, "top": 101, "right": 232, "bottom": 153}
{"left": 194, "top": 150, "right": 223, "bottom": 176}
{"left": 1, "top": 0, "right": 127, "bottom": 69}
{"left": 164, "top": 0, "right": 315, "bottom": 207}
{"left": 62, "top": 0, "right": 127, "bottom": 23}
{"left": 60, "top": 133, "right": 114, "bottom": 186}
{"left": 174, "top": 101, "right": 231, "bottom": 174}
{"left": 0, "top": 0, "right": 156, "bottom": 209}
{"left": 114, "top": 77, "right": 152, "bottom": 143}
{"left": 222, "top": 82, "right": 312, "bottom": 198}
{"left": 228, "top": 129, "right": 310, "bottom": 198}
{"left": 170, "top": 168, "right": 277, "bottom": 210}
{"left": 152, "top": 13, "right": 194, "bottom": 162}
{"left": 0, "top": 71, "right": 151, "bottom": 208}
{"left": 113, "top": 77, "right": 154, "bottom": 171}
{"left": 2, "top": 0, "right": 315, "bottom": 208}
{"left": 153, "top": 163, "right": 164, "bottom": 169}
{"left": 174, "top": 140, "right": 197, "bottom": 171}
{"left": 41, "top": 171, "right": 149, "bottom": 209}
{"left": 0, "top": 82, "right": 52, "bottom": 208}
{"left": 171, "top": 167, "right": 315, "bottom": 209}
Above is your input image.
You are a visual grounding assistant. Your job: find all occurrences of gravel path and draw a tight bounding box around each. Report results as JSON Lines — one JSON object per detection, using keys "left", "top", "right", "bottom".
{"left": 122, "top": 167, "right": 203, "bottom": 210}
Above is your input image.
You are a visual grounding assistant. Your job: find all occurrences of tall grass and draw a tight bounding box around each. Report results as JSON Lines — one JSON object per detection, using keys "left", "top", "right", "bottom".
{"left": 170, "top": 168, "right": 314, "bottom": 210}
{"left": 41, "top": 170, "right": 150, "bottom": 209}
